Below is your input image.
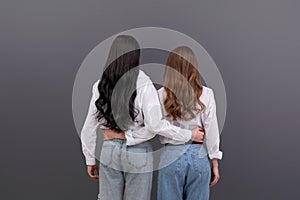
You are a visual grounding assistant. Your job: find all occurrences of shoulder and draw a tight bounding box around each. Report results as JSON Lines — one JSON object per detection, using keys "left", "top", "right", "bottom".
{"left": 92, "top": 80, "right": 100, "bottom": 87}
{"left": 157, "top": 87, "right": 165, "bottom": 101}
{"left": 137, "top": 70, "right": 151, "bottom": 81}
{"left": 202, "top": 86, "right": 214, "bottom": 95}
{"left": 200, "top": 86, "right": 215, "bottom": 102}
{"left": 157, "top": 87, "right": 165, "bottom": 96}
{"left": 92, "top": 80, "right": 100, "bottom": 94}
{"left": 136, "top": 70, "right": 154, "bottom": 89}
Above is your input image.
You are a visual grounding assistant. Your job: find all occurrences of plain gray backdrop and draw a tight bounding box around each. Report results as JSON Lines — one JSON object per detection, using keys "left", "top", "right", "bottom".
{"left": 1, "top": 0, "right": 300, "bottom": 199}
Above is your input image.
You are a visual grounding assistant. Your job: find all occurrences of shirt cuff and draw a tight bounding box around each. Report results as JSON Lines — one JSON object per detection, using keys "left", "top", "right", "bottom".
{"left": 208, "top": 151, "right": 223, "bottom": 160}
{"left": 85, "top": 157, "right": 96, "bottom": 166}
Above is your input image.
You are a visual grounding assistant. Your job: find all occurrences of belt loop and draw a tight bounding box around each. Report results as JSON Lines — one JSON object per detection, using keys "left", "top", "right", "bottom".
{"left": 165, "top": 143, "right": 169, "bottom": 149}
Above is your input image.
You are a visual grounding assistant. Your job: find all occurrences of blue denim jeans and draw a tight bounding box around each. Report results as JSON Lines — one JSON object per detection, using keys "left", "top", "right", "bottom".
{"left": 157, "top": 144, "right": 211, "bottom": 200}
{"left": 98, "top": 139, "right": 153, "bottom": 200}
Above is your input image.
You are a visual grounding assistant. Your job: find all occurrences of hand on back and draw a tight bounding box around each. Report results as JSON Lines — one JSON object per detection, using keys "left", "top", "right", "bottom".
{"left": 191, "top": 127, "right": 205, "bottom": 142}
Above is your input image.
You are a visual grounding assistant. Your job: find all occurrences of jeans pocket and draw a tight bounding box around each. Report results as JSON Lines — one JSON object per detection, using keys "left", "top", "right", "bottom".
{"left": 191, "top": 154, "right": 210, "bottom": 173}
{"left": 191, "top": 144, "right": 208, "bottom": 158}
{"left": 159, "top": 150, "right": 182, "bottom": 176}
{"left": 126, "top": 146, "right": 149, "bottom": 169}
{"left": 160, "top": 159, "right": 181, "bottom": 176}
{"left": 100, "top": 144, "right": 114, "bottom": 167}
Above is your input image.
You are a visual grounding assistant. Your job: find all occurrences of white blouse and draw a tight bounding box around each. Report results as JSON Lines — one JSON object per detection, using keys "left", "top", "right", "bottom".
{"left": 80, "top": 70, "right": 194, "bottom": 165}
{"left": 157, "top": 87, "right": 223, "bottom": 160}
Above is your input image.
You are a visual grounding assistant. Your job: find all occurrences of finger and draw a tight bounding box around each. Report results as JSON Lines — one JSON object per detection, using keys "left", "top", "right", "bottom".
{"left": 195, "top": 135, "right": 202, "bottom": 142}
{"left": 94, "top": 166, "right": 100, "bottom": 177}
{"left": 88, "top": 167, "right": 99, "bottom": 179}
{"left": 87, "top": 170, "right": 94, "bottom": 178}
{"left": 196, "top": 128, "right": 203, "bottom": 132}
{"left": 89, "top": 171, "right": 99, "bottom": 180}
{"left": 199, "top": 136, "right": 205, "bottom": 142}
{"left": 210, "top": 179, "right": 217, "bottom": 187}
{"left": 196, "top": 137, "right": 204, "bottom": 143}
{"left": 200, "top": 134, "right": 205, "bottom": 138}
{"left": 90, "top": 174, "right": 99, "bottom": 180}
{"left": 197, "top": 132, "right": 204, "bottom": 142}
{"left": 210, "top": 176, "right": 219, "bottom": 187}
{"left": 210, "top": 182, "right": 215, "bottom": 187}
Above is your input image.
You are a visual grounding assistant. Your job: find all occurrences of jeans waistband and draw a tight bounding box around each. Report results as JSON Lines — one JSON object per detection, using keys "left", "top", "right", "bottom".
{"left": 165, "top": 141, "right": 203, "bottom": 146}
{"left": 104, "top": 138, "right": 127, "bottom": 144}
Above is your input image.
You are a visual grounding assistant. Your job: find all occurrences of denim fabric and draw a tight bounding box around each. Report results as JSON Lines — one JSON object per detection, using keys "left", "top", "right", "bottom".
{"left": 157, "top": 144, "right": 211, "bottom": 200}
{"left": 98, "top": 139, "right": 153, "bottom": 200}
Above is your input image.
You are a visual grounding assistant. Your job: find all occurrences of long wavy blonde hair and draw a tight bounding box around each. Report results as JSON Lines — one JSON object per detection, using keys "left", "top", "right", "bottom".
{"left": 163, "top": 46, "right": 205, "bottom": 121}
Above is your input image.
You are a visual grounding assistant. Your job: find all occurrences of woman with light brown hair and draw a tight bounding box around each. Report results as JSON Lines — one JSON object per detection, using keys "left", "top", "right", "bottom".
{"left": 157, "top": 46, "right": 223, "bottom": 200}
{"left": 80, "top": 36, "right": 206, "bottom": 200}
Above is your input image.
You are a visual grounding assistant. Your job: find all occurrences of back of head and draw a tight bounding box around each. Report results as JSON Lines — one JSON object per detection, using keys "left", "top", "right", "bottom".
{"left": 164, "top": 46, "right": 206, "bottom": 121}
{"left": 104, "top": 35, "right": 140, "bottom": 73}
{"left": 95, "top": 35, "right": 141, "bottom": 132}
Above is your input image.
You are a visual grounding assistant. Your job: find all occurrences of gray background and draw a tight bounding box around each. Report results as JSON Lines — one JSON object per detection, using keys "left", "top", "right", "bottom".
{"left": 1, "top": 0, "right": 300, "bottom": 199}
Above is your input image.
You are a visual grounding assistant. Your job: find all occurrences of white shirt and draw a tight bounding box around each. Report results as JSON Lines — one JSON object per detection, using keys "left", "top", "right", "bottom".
{"left": 80, "top": 70, "right": 193, "bottom": 165}
{"left": 157, "top": 87, "right": 223, "bottom": 160}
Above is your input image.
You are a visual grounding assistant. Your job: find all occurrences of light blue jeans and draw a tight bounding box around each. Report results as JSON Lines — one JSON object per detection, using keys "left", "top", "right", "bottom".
{"left": 98, "top": 139, "right": 153, "bottom": 200}
{"left": 157, "top": 144, "right": 211, "bottom": 200}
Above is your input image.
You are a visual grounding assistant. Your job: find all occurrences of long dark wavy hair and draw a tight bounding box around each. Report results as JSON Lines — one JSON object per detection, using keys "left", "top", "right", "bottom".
{"left": 95, "top": 35, "right": 140, "bottom": 132}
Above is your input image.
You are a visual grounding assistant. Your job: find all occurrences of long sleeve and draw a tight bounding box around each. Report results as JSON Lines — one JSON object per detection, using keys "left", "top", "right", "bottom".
{"left": 80, "top": 81, "right": 100, "bottom": 165}
{"left": 202, "top": 88, "right": 223, "bottom": 160}
{"left": 125, "top": 80, "right": 192, "bottom": 146}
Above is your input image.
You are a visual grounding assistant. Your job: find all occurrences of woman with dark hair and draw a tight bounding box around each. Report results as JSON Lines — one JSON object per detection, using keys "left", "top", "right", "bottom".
{"left": 157, "top": 46, "right": 223, "bottom": 200}
{"left": 80, "top": 36, "right": 205, "bottom": 200}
